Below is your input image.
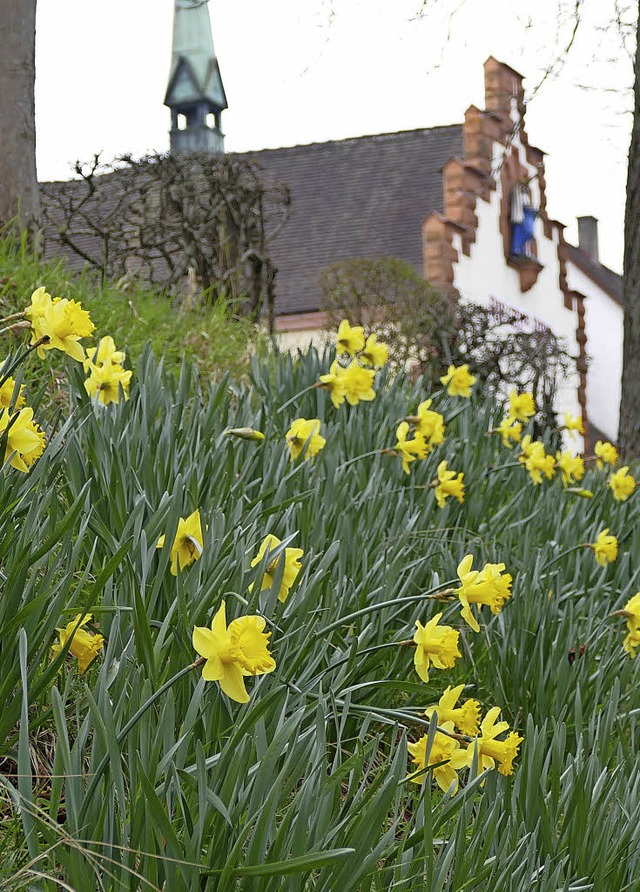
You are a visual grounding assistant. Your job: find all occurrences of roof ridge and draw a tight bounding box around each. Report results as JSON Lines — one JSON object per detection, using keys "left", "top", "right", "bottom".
{"left": 230, "top": 123, "right": 464, "bottom": 157}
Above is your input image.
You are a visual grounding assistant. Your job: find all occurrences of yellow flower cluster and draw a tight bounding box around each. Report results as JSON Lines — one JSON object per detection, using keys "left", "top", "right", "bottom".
{"left": 518, "top": 435, "right": 556, "bottom": 485}
{"left": 0, "top": 357, "right": 46, "bottom": 474}
{"left": 0, "top": 407, "right": 46, "bottom": 473}
{"left": 404, "top": 546, "right": 522, "bottom": 791}
{"left": 317, "top": 321, "right": 386, "bottom": 409}
{"left": 285, "top": 418, "right": 326, "bottom": 461}
{"left": 190, "top": 532, "right": 304, "bottom": 701}
{"left": 2, "top": 289, "right": 134, "bottom": 475}
{"left": 84, "top": 336, "right": 132, "bottom": 405}
{"left": 440, "top": 364, "right": 477, "bottom": 398}
{"left": 408, "top": 705, "right": 523, "bottom": 791}
{"left": 192, "top": 601, "right": 276, "bottom": 703}
{"left": 156, "top": 509, "right": 205, "bottom": 575}
{"left": 51, "top": 615, "right": 105, "bottom": 674}
{"left": 590, "top": 529, "right": 618, "bottom": 567}
{"left": 25, "top": 286, "right": 95, "bottom": 362}
{"left": 617, "top": 594, "right": 640, "bottom": 658}
{"left": 152, "top": 516, "right": 303, "bottom": 701}
{"left": 0, "top": 375, "right": 25, "bottom": 411}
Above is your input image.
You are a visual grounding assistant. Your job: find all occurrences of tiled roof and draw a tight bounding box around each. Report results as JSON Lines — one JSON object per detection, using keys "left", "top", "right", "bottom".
{"left": 40, "top": 124, "right": 464, "bottom": 315}
{"left": 235, "top": 124, "right": 464, "bottom": 315}
{"left": 566, "top": 243, "right": 622, "bottom": 305}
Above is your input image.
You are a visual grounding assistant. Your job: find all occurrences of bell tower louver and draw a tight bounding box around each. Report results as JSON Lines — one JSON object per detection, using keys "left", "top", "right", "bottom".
{"left": 164, "top": 0, "right": 228, "bottom": 154}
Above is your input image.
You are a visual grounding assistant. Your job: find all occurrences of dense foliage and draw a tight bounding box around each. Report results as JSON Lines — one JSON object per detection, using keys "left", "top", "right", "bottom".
{"left": 321, "top": 256, "right": 573, "bottom": 426}
{"left": 1, "top": 274, "right": 639, "bottom": 890}
{"left": 0, "top": 237, "right": 261, "bottom": 383}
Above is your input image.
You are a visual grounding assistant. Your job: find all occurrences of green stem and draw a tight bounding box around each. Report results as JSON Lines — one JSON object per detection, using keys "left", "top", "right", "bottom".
{"left": 540, "top": 543, "right": 588, "bottom": 572}
{"left": 0, "top": 321, "right": 30, "bottom": 338}
{"left": 0, "top": 336, "right": 49, "bottom": 389}
{"left": 318, "top": 579, "right": 459, "bottom": 636}
{"left": 78, "top": 659, "right": 203, "bottom": 823}
{"left": 307, "top": 640, "right": 410, "bottom": 686}
{"left": 0, "top": 310, "right": 27, "bottom": 325}
{"left": 484, "top": 461, "right": 521, "bottom": 475}
{"left": 336, "top": 449, "right": 384, "bottom": 470}
{"left": 276, "top": 382, "right": 320, "bottom": 415}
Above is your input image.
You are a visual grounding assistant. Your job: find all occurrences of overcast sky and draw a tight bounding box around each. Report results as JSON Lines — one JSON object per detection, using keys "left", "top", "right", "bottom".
{"left": 35, "top": 0, "right": 634, "bottom": 272}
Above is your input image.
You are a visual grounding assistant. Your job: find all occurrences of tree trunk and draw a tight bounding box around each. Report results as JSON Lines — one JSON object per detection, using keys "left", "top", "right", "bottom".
{"left": 619, "top": 2, "right": 640, "bottom": 456}
{"left": 0, "top": 0, "right": 40, "bottom": 228}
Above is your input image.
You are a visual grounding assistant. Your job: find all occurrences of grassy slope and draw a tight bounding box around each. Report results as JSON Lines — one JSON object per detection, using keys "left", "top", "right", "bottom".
{"left": 0, "top": 235, "right": 262, "bottom": 381}
{"left": 1, "top": 250, "right": 640, "bottom": 890}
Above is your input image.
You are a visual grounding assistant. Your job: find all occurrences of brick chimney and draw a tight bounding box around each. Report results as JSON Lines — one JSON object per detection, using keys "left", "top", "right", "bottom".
{"left": 577, "top": 216, "right": 599, "bottom": 262}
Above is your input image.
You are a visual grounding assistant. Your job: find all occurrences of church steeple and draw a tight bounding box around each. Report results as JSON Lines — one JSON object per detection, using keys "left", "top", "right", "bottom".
{"left": 164, "top": 0, "right": 228, "bottom": 154}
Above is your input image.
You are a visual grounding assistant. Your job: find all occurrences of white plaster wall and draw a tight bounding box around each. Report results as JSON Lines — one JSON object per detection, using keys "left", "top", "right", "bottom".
{"left": 276, "top": 327, "right": 325, "bottom": 353}
{"left": 452, "top": 133, "right": 582, "bottom": 428}
{"left": 565, "top": 263, "right": 623, "bottom": 441}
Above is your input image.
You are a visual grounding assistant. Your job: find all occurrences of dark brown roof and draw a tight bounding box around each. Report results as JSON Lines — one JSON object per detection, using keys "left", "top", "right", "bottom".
{"left": 566, "top": 243, "right": 622, "bottom": 305}
{"left": 235, "top": 124, "right": 464, "bottom": 315}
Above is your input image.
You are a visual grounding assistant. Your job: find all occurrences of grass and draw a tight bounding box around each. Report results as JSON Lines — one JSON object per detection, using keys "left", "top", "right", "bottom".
{"left": 1, "top": 247, "right": 639, "bottom": 890}
{"left": 0, "top": 233, "right": 263, "bottom": 383}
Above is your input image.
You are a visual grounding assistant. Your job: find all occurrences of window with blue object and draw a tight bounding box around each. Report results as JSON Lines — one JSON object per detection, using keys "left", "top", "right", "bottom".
{"left": 510, "top": 181, "right": 538, "bottom": 258}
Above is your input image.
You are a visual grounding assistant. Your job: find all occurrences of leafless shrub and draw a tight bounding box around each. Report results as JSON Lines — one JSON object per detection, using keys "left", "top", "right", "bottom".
{"left": 41, "top": 152, "right": 290, "bottom": 318}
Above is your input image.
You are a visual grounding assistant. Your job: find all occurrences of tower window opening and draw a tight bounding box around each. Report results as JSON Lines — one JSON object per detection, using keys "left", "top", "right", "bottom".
{"left": 177, "top": 113, "right": 187, "bottom": 131}
{"left": 206, "top": 113, "right": 216, "bottom": 129}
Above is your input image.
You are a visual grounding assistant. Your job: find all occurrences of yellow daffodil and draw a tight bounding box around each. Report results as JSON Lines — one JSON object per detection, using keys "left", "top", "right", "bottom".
{"left": 285, "top": 418, "right": 326, "bottom": 461}
{"left": 360, "top": 333, "right": 389, "bottom": 368}
{"left": 192, "top": 600, "right": 276, "bottom": 702}
{"left": 424, "top": 684, "right": 481, "bottom": 737}
{"left": 455, "top": 554, "right": 513, "bottom": 633}
{"left": 407, "top": 723, "right": 468, "bottom": 791}
{"left": 250, "top": 534, "right": 304, "bottom": 603}
{"left": 340, "top": 361, "right": 376, "bottom": 405}
{"left": 0, "top": 407, "right": 46, "bottom": 472}
{"left": 84, "top": 356, "right": 132, "bottom": 405}
{"left": 336, "top": 320, "right": 365, "bottom": 356}
{"left": 507, "top": 390, "right": 536, "bottom": 423}
{"left": 440, "top": 364, "right": 476, "bottom": 398}
{"left": 25, "top": 287, "right": 95, "bottom": 362}
{"left": 318, "top": 360, "right": 347, "bottom": 408}
{"left": 594, "top": 440, "right": 619, "bottom": 469}
{"left": 566, "top": 487, "right": 594, "bottom": 499}
{"left": 434, "top": 460, "right": 465, "bottom": 508}
{"left": 83, "top": 335, "right": 126, "bottom": 370}
{"left": 51, "top": 614, "right": 104, "bottom": 674}
{"left": 410, "top": 399, "right": 445, "bottom": 447}
{"left": 413, "top": 613, "right": 461, "bottom": 683}
{"left": 157, "top": 509, "right": 204, "bottom": 575}
{"left": 590, "top": 529, "right": 618, "bottom": 567}
{"left": 0, "top": 375, "right": 25, "bottom": 411}
{"left": 224, "top": 427, "right": 265, "bottom": 442}
{"left": 392, "top": 422, "right": 428, "bottom": 474}
{"left": 609, "top": 465, "right": 636, "bottom": 502}
{"left": 617, "top": 593, "right": 640, "bottom": 658}
{"left": 466, "top": 707, "right": 523, "bottom": 777}
{"left": 495, "top": 416, "right": 522, "bottom": 448}
{"left": 519, "top": 436, "right": 555, "bottom": 485}
{"left": 556, "top": 450, "right": 585, "bottom": 486}
{"left": 563, "top": 412, "right": 584, "bottom": 435}
{"left": 609, "top": 466, "right": 635, "bottom": 502}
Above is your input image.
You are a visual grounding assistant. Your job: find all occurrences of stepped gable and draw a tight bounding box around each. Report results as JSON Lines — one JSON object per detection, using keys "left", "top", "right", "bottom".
{"left": 235, "top": 124, "right": 464, "bottom": 316}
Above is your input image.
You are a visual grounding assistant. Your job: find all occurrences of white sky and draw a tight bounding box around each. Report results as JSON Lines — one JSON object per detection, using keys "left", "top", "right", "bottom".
{"left": 35, "top": 0, "right": 634, "bottom": 272}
